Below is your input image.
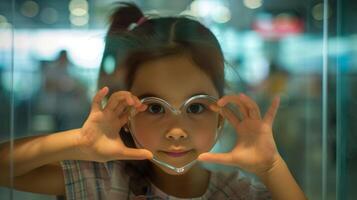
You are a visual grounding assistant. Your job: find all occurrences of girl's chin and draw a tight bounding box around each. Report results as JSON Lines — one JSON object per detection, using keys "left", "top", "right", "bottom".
{"left": 148, "top": 150, "right": 199, "bottom": 174}
{"left": 151, "top": 160, "right": 196, "bottom": 176}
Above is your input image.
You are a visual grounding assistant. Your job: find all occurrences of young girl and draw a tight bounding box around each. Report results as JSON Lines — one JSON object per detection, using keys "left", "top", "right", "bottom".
{"left": 0, "top": 3, "right": 307, "bottom": 200}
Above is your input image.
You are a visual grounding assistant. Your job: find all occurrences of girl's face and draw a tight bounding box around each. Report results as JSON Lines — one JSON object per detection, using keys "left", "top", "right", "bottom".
{"left": 129, "top": 54, "right": 221, "bottom": 175}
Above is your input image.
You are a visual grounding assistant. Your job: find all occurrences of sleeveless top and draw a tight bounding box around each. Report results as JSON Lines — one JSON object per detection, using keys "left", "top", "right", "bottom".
{"left": 60, "top": 160, "right": 271, "bottom": 200}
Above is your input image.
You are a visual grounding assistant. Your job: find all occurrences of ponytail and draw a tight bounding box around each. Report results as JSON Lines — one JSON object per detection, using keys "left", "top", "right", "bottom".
{"left": 108, "top": 2, "right": 144, "bottom": 34}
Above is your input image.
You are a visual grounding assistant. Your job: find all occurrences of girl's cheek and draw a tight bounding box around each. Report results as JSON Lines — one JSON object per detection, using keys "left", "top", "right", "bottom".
{"left": 191, "top": 117, "right": 221, "bottom": 151}
{"left": 133, "top": 124, "right": 218, "bottom": 152}
{"left": 193, "top": 128, "right": 218, "bottom": 152}
{"left": 133, "top": 127, "right": 162, "bottom": 149}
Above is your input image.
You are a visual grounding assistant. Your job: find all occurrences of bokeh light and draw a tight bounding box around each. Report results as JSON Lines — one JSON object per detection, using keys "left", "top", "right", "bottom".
{"left": 20, "top": 1, "right": 39, "bottom": 18}
{"left": 40, "top": 7, "right": 59, "bottom": 24}
{"left": 243, "top": 0, "right": 263, "bottom": 9}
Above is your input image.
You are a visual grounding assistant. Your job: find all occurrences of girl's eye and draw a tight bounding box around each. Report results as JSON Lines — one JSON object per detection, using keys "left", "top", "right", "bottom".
{"left": 187, "top": 103, "right": 206, "bottom": 114}
{"left": 147, "top": 103, "right": 165, "bottom": 114}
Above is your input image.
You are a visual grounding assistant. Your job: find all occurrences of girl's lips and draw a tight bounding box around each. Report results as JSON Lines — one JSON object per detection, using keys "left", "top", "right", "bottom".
{"left": 163, "top": 150, "right": 191, "bottom": 157}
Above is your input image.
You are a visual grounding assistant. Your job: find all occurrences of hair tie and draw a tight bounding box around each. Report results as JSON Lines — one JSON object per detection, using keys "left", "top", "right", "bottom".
{"left": 128, "top": 16, "right": 147, "bottom": 31}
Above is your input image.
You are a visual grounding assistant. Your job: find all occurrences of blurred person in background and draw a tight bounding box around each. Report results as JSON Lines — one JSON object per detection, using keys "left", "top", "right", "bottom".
{"left": 35, "top": 49, "right": 90, "bottom": 132}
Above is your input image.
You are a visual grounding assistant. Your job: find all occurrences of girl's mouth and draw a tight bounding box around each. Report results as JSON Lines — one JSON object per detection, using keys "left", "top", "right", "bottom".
{"left": 162, "top": 150, "right": 192, "bottom": 157}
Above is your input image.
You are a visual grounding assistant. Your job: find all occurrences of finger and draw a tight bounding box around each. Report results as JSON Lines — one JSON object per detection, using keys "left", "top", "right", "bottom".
{"left": 119, "top": 148, "right": 153, "bottom": 160}
{"left": 114, "top": 99, "right": 132, "bottom": 116}
{"left": 220, "top": 106, "right": 241, "bottom": 129}
{"left": 209, "top": 104, "right": 220, "bottom": 112}
{"left": 208, "top": 104, "right": 229, "bottom": 130}
{"left": 239, "top": 93, "right": 261, "bottom": 120}
{"left": 105, "top": 92, "right": 135, "bottom": 112}
{"left": 198, "top": 152, "right": 235, "bottom": 166}
{"left": 217, "top": 95, "right": 249, "bottom": 119}
{"left": 136, "top": 104, "right": 148, "bottom": 112}
{"left": 132, "top": 95, "right": 142, "bottom": 107}
{"left": 91, "top": 87, "right": 109, "bottom": 112}
{"left": 263, "top": 96, "right": 280, "bottom": 125}
{"left": 132, "top": 95, "right": 147, "bottom": 112}
{"left": 117, "top": 111, "right": 131, "bottom": 127}
{"left": 114, "top": 100, "right": 147, "bottom": 119}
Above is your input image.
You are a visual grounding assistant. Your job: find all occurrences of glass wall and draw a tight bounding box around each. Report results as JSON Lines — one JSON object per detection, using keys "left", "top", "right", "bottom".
{"left": 0, "top": 0, "right": 356, "bottom": 199}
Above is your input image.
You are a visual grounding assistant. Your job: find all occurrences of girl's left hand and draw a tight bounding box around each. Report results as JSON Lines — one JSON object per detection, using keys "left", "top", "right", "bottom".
{"left": 198, "top": 93, "right": 281, "bottom": 177}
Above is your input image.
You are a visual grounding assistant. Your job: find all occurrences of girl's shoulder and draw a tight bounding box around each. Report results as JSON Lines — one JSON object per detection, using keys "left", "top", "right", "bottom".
{"left": 60, "top": 160, "right": 130, "bottom": 200}
{"left": 60, "top": 159, "right": 126, "bottom": 179}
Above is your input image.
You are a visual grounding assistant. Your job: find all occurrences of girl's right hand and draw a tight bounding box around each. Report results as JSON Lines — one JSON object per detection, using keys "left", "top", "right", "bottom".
{"left": 76, "top": 87, "right": 153, "bottom": 162}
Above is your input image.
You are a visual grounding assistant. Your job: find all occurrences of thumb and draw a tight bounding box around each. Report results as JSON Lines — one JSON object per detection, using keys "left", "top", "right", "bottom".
{"left": 198, "top": 152, "right": 234, "bottom": 166}
{"left": 119, "top": 148, "right": 153, "bottom": 160}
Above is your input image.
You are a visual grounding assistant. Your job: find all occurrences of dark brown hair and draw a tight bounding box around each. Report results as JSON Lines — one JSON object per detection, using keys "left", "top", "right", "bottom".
{"left": 97, "top": 2, "right": 226, "bottom": 197}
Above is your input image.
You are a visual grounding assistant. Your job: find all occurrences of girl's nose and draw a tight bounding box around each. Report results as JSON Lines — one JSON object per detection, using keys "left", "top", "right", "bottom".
{"left": 165, "top": 128, "right": 188, "bottom": 140}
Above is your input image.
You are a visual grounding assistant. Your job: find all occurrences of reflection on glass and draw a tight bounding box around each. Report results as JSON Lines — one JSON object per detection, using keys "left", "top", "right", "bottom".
{"left": 0, "top": 0, "right": 356, "bottom": 199}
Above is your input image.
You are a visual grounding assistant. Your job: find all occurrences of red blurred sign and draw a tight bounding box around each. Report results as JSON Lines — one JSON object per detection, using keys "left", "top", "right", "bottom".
{"left": 252, "top": 15, "right": 304, "bottom": 39}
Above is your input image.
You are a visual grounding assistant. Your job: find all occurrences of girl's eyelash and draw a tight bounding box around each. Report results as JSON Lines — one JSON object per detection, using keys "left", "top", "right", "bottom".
{"left": 145, "top": 102, "right": 209, "bottom": 114}
{"left": 147, "top": 104, "right": 165, "bottom": 114}
{"left": 187, "top": 103, "right": 207, "bottom": 114}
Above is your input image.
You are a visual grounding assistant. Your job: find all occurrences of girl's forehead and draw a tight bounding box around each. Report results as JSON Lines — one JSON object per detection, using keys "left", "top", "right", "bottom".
{"left": 130, "top": 55, "right": 219, "bottom": 101}
{"left": 137, "top": 55, "right": 200, "bottom": 75}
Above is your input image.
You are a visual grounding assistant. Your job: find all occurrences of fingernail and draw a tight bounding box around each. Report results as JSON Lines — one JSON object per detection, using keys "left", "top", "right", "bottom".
{"left": 139, "top": 104, "right": 147, "bottom": 111}
{"left": 217, "top": 99, "right": 225, "bottom": 107}
{"left": 209, "top": 104, "right": 219, "bottom": 112}
{"left": 101, "top": 86, "right": 108, "bottom": 92}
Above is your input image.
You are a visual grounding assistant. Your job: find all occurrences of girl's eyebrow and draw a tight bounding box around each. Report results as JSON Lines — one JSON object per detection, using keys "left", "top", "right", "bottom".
{"left": 137, "top": 93, "right": 160, "bottom": 99}
{"left": 137, "top": 92, "right": 210, "bottom": 100}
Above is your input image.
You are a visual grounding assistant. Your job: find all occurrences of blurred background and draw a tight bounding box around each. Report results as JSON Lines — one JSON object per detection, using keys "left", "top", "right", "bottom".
{"left": 0, "top": 0, "right": 356, "bottom": 199}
